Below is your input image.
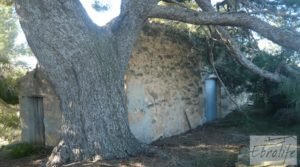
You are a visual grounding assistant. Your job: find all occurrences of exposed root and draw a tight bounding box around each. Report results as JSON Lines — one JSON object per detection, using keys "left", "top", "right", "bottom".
{"left": 43, "top": 139, "right": 149, "bottom": 167}
{"left": 44, "top": 141, "right": 71, "bottom": 167}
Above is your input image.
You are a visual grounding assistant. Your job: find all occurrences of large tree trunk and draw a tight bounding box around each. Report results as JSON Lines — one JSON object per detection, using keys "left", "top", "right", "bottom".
{"left": 15, "top": 0, "right": 154, "bottom": 166}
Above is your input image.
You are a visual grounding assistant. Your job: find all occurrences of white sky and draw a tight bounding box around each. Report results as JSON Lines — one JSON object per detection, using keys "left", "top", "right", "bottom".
{"left": 80, "top": 0, "right": 121, "bottom": 26}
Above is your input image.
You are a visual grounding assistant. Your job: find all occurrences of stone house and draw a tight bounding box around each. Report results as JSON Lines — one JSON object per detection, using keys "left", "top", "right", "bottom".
{"left": 19, "top": 24, "right": 234, "bottom": 146}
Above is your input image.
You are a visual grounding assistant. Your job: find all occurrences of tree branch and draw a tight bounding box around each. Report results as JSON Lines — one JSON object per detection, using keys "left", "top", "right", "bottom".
{"left": 149, "top": 5, "right": 300, "bottom": 52}
{"left": 109, "top": 0, "right": 158, "bottom": 74}
{"left": 193, "top": 0, "right": 285, "bottom": 82}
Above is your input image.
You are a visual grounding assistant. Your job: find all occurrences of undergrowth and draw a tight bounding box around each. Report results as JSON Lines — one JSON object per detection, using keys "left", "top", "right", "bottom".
{"left": 0, "top": 100, "right": 20, "bottom": 144}
{"left": 0, "top": 143, "right": 51, "bottom": 159}
{"left": 219, "top": 107, "right": 300, "bottom": 139}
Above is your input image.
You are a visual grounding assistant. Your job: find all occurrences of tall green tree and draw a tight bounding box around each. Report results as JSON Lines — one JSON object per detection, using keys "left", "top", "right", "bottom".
{"left": 0, "top": 4, "right": 21, "bottom": 104}
{"left": 0, "top": 4, "right": 17, "bottom": 66}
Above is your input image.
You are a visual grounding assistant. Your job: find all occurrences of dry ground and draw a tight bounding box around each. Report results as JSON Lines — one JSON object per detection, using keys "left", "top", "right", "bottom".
{"left": 1, "top": 110, "right": 299, "bottom": 167}
{"left": 0, "top": 120, "right": 249, "bottom": 167}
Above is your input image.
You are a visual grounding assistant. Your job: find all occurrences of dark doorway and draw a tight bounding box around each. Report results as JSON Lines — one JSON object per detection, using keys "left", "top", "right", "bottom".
{"left": 30, "top": 97, "right": 45, "bottom": 145}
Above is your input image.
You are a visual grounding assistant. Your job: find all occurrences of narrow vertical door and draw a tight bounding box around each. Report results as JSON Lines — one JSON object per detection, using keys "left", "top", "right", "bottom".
{"left": 32, "top": 97, "right": 45, "bottom": 145}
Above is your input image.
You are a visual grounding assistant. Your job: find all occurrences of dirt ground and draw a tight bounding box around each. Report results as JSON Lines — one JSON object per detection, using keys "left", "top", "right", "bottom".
{"left": 0, "top": 110, "right": 299, "bottom": 167}
{"left": 0, "top": 123, "right": 248, "bottom": 167}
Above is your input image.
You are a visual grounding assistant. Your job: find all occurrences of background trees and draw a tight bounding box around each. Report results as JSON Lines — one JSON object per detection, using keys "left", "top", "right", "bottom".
{"left": 0, "top": 3, "right": 26, "bottom": 104}
{"left": 153, "top": 0, "right": 300, "bottom": 114}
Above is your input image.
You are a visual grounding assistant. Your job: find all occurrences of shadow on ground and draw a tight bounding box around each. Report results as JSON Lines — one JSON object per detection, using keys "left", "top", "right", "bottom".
{"left": 1, "top": 108, "right": 299, "bottom": 167}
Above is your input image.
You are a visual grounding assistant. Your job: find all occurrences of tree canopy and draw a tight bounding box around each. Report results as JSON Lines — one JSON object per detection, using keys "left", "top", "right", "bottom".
{"left": 0, "top": 4, "right": 17, "bottom": 65}
{"left": 0, "top": 4, "right": 24, "bottom": 104}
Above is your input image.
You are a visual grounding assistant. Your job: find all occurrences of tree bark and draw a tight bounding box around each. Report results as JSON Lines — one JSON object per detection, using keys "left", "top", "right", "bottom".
{"left": 149, "top": 6, "right": 300, "bottom": 52}
{"left": 15, "top": 0, "right": 156, "bottom": 166}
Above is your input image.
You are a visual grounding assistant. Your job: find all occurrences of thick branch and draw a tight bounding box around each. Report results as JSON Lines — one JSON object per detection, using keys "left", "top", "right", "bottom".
{"left": 149, "top": 5, "right": 300, "bottom": 52}
{"left": 109, "top": 0, "right": 158, "bottom": 74}
{"left": 191, "top": 0, "right": 285, "bottom": 82}
{"left": 217, "top": 27, "right": 284, "bottom": 82}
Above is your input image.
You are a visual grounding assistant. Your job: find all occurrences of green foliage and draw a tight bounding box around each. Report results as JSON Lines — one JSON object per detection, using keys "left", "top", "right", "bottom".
{"left": 0, "top": 80, "right": 19, "bottom": 104}
{"left": 0, "top": 109, "right": 19, "bottom": 128}
{"left": 0, "top": 5, "right": 17, "bottom": 62}
{"left": 213, "top": 42, "right": 300, "bottom": 112}
{"left": 209, "top": 0, "right": 300, "bottom": 106}
{"left": 220, "top": 107, "right": 300, "bottom": 134}
{"left": 0, "top": 0, "right": 13, "bottom": 6}
{"left": 0, "top": 101, "right": 20, "bottom": 142}
{"left": 273, "top": 108, "right": 300, "bottom": 127}
{"left": 275, "top": 79, "right": 300, "bottom": 111}
{"left": 250, "top": 0, "right": 300, "bottom": 30}
{"left": 193, "top": 151, "right": 236, "bottom": 167}
{"left": 212, "top": 43, "right": 254, "bottom": 94}
{"left": 0, "top": 4, "right": 31, "bottom": 67}
{"left": 0, "top": 143, "right": 49, "bottom": 159}
{"left": 10, "top": 144, "right": 36, "bottom": 158}
{"left": 0, "top": 69, "right": 24, "bottom": 104}
{"left": 7, "top": 143, "right": 39, "bottom": 158}
{"left": 0, "top": 4, "right": 30, "bottom": 105}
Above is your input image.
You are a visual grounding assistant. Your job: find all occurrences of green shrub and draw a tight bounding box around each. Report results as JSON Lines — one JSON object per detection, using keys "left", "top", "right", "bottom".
{"left": 0, "top": 74, "right": 21, "bottom": 104}
{"left": 1, "top": 143, "right": 50, "bottom": 159}
{"left": 0, "top": 110, "right": 19, "bottom": 128}
{"left": 273, "top": 108, "right": 300, "bottom": 127}
{"left": 275, "top": 79, "right": 300, "bottom": 111}
{"left": 0, "top": 102, "right": 20, "bottom": 143}
{"left": 8, "top": 143, "right": 38, "bottom": 158}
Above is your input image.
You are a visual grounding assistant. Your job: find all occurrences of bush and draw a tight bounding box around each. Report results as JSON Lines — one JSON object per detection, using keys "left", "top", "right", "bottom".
{"left": 8, "top": 143, "right": 39, "bottom": 158}
{"left": 0, "top": 143, "right": 50, "bottom": 159}
{"left": 0, "top": 74, "right": 21, "bottom": 104}
{"left": 0, "top": 66, "right": 26, "bottom": 104}
{"left": 275, "top": 79, "right": 300, "bottom": 111}
{"left": 0, "top": 110, "right": 19, "bottom": 128}
{"left": 273, "top": 108, "right": 300, "bottom": 127}
{"left": 0, "top": 101, "right": 20, "bottom": 143}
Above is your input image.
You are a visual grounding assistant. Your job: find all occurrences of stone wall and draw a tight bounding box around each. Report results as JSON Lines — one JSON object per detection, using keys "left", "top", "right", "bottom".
{"left": 19, "top": 68, "right": 61, "bottom": 146}
{"left": 126, "top": 26, "right": 206, "bottom": 143}
{"left": 20, "top": 25, "right": 233, "bottom": 146}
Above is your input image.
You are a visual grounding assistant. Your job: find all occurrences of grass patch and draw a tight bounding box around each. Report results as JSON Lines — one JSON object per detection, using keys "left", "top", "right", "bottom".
{"left": 193, "top": 150, "right": 237, "bottom": 167}
{"left": 0, "top": 143, "right": 51, "bottom": 159}
{"left": 0, "top": 109, "right": 19, "bottom": 128}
